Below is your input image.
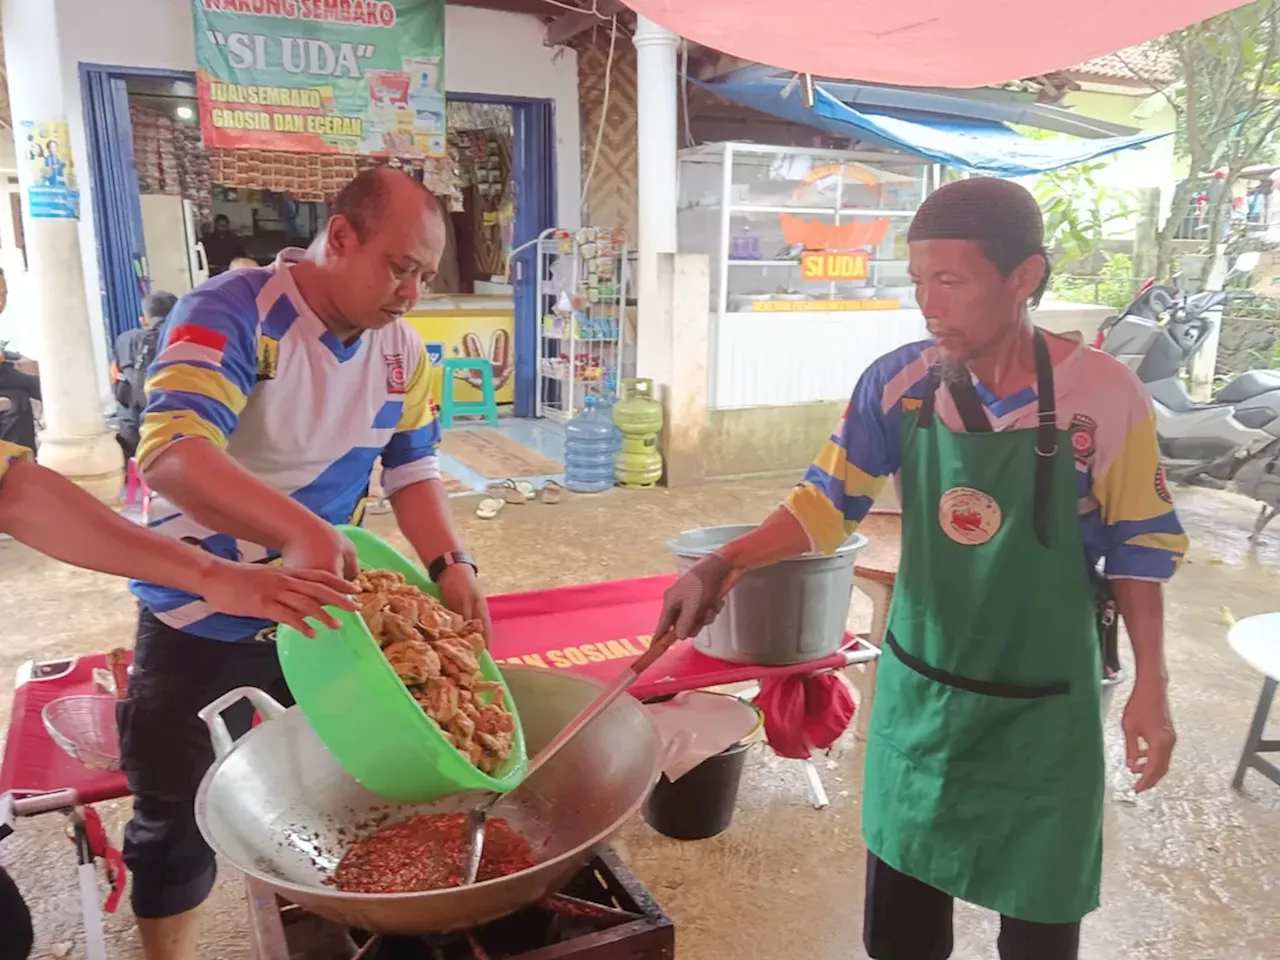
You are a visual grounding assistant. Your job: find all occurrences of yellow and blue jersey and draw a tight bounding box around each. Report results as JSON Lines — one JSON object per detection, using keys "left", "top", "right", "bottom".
{"left": 132, "top": 249, "right": 442, "bottom": 640}
{"left": 0, "top": 440, "right": 30, "bottom": 483}
{"left": 785, "top": 336, "right": 1187, "bottom": 581}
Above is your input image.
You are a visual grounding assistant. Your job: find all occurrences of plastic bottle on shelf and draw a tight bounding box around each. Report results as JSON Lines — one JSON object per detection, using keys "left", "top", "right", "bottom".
{"left": 564, "top": 396, "right": 617, "bottom": 494}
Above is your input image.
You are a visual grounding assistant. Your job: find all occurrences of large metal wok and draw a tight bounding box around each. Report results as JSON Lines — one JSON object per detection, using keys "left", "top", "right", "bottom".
{"left": 194, "top": 666, "right": 662, "bottom": 935}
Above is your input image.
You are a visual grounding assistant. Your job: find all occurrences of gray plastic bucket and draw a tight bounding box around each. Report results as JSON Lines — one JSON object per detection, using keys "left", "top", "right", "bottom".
{"left": 668, "top": 525, "right": 867, "bottom": 665}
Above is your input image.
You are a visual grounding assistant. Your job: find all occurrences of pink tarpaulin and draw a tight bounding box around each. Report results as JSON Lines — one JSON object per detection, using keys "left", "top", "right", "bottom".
{"left": 624, "top": 0, "right": 1247, "bottom": 88}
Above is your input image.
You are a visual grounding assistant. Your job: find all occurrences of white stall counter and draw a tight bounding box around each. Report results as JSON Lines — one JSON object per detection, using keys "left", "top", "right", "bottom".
{"left": 711, "top": 309, "right": 928, "bottom": 410}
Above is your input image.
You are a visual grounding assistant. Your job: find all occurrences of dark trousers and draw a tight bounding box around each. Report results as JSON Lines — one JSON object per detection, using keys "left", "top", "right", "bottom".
{"left": 0, "top": 391, "right": 36, "bottom": 451}
{"left": 117, "top": 610, "right": 292, "bottom": 918}
{"left": 0, "top": 365, "right": 40, "bottom": 452}
{"left": 863, "top": 853, "right": 1081, "bottom": 960}
{"left": 0, "top": 866, "right": 33, "bottom": 960}
{"left": 116, "top": 424, "right": 140, "bottom": 464}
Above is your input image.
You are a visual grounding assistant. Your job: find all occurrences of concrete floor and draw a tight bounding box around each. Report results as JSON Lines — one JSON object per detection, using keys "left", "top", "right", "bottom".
{"left": 1, "top": 478, "right": 1279, "bottom": 959}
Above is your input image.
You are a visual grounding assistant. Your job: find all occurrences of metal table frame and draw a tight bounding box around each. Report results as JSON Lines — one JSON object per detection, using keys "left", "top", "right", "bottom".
{"left": 1228, "top": 614, "right": 1280, "bottom": 793}
{"left": 1233, "top": 677, "right": 1280, "bottom": 791}
{"left": 0, "top": 788, "right": 110, "bottom": 960}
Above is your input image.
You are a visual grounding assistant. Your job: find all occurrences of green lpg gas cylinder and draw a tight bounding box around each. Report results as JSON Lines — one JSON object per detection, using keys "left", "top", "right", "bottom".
{"left": 613, "top": 378, "right": 664, "bottom": 488}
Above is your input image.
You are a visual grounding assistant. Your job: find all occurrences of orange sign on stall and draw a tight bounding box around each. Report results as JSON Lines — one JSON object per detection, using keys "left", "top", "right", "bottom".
{"left": 801, "top": 251, "right": 869, "bottom": 281}
{"left": 780, "top": 213, "right": 889, "bottom": 252}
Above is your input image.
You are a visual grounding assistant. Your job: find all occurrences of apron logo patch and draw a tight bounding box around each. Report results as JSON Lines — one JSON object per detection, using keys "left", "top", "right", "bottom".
{"left": 939, "top": 487, "right": 1002, "bottom": 545}
{"left": 1069, "top": 413, "right": 1097, "bottom": 466}
{"left": 1155, "top": 465, "right": 1173, "bottom": 504}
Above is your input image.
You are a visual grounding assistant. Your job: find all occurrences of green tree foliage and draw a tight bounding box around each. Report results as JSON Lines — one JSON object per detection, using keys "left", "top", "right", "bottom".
{"left": 1134, "top": 1, "right": 1280, "bottom": 277}
{"left": 1033, "top": 160, "right": 1134, "bottom": 267}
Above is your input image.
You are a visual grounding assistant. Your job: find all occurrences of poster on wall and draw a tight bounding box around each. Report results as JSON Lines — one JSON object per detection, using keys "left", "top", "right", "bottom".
{"left": 403, "top": 311, "right": 515, "bottom": 405}
{"left": 192, "top": 0, "right": 446, "bottom": 157}
{"left": 20, "top": 119, "right": 79, "bottom": 220}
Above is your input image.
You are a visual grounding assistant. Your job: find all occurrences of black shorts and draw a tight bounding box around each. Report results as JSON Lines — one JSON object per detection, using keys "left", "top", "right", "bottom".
{"left": 0, "top": 866, "right": 33, "bottom": 960}
{"left": 863, "top": 852, "right": 1081, "bottom": 960}
{"left": 117, "top": 609, "right": 293, "bottom": 919}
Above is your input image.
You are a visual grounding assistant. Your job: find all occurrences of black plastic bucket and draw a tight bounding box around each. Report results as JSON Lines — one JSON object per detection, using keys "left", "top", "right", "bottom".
{"left": 642, "top": 739, "right": 752, "bottom": 840}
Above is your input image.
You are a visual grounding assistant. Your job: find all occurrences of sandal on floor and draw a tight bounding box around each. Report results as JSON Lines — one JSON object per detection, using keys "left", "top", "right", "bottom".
{"left": 540, "top": 480, "right": 564, "bottom": 504}
{"left": 476, "top": 497, "right": 505, "bottom": 520}
{"left": 514, "top": 480, "right": 537, "bottom": 501}
{"left": 486, "top": 480, "right": 527, "bottom": 505}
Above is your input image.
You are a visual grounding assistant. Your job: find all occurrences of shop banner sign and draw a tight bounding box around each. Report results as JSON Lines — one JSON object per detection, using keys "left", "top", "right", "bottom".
{"left": 192, "top": 0, "right": 445, "bottom": 157}
{"left": 800, "top": 251, "right": 868, "bottom": 282}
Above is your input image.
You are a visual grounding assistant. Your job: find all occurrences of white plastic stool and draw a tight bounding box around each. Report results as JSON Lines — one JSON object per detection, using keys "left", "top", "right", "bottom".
{"left": 1227, "top": 613, "right": 1280, "bottom": 791}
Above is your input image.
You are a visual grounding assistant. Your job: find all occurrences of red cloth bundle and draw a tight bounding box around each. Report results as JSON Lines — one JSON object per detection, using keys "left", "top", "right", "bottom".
{"left": 752, "top": 672, "right": 855, "bottom": 760}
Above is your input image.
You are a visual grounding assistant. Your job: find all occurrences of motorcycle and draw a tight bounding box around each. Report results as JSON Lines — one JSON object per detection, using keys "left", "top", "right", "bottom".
{"left": 1097, "top": 251, "right": 1280, "bottom": 540}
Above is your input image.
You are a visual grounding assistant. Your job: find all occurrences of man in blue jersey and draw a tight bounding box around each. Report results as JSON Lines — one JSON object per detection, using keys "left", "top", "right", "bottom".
{"left": 122, "top": 168, "right": 486, "bottom": 960}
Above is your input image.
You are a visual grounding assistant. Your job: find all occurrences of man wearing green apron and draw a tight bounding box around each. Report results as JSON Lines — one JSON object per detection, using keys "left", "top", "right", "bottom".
{"left": 655, "top": 178, "right": 1185, "bottom": 959}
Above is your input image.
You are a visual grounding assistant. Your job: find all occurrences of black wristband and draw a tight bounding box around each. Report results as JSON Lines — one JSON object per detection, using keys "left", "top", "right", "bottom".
{"left": 428, "top": 551, "right": 477, "bottom": 582}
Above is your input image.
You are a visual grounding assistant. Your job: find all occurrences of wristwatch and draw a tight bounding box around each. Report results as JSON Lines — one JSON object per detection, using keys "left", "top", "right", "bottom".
{"left": 428, "top": 550, "right": 478, "bottom": 582}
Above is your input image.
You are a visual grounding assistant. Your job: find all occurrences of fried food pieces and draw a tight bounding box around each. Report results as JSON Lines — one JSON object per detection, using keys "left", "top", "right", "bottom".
{"left": 354, "top": 568, "right": 515, "bottom": 774}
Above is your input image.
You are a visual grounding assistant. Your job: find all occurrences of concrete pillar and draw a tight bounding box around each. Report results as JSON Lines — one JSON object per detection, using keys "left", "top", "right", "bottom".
{"left": 657, "top": 253, "right": 710, "bottom": 488}
{"left": 632, "top": 15, "right": 679, "bottom": 388}
{"left": 3, "top": 0, "right": 121, "bottom": 499}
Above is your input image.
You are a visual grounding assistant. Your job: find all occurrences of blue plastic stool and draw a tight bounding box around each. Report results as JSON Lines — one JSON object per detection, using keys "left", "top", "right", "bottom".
{"left": 440, "top": 357, "right": 499, "bottom": 428}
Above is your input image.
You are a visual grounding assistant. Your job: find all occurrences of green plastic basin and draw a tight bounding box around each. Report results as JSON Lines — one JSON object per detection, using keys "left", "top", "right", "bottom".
{"left": 276, "top": 525, "right": 528, "bottom": 803}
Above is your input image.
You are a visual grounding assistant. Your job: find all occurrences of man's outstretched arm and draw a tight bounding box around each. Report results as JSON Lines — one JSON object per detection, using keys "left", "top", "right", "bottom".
{"left": 0, "top": 449, "right": 354, "bottom": 635}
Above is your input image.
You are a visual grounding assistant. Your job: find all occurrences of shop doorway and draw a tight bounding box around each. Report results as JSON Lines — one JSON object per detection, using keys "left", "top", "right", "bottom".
{"left": 79, "top": 63, "right": 554, "bottom": 418}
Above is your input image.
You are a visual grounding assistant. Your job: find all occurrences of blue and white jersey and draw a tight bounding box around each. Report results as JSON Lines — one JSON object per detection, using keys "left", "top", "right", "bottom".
{"left": 130, "top": 249, "right": 441, "bottom": 640}
{"left": 785, "top": 336, "right": 1187, "bottom": 581}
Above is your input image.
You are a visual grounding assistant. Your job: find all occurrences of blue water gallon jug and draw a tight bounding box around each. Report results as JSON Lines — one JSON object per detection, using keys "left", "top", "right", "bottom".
{"left": 597, "top": 393, "right": 624, "bottom": 456}
{"left": 564, "top": 396, "right": 617, "bottom": 493}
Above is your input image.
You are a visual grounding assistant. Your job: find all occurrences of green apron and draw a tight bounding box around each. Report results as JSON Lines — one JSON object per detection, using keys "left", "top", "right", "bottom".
{"left": 862, "top": 331, "right": 1104, "bottom": 925}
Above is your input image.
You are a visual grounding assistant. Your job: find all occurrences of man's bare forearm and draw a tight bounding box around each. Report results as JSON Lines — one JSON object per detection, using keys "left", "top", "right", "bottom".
{"left": 1112, "top": 578, "right": 1167, "bottom": 687}
{"left": 390, "top": 478, "right": 465, "bottom": 564}
{"left": 0, "top": 459, "right": 218, "bottom": 593}
{"left": 143, "top": 439, "right": 319, "bottom": 550}
{"left": 718, "top": 507, "right": 812, "bottom": 571}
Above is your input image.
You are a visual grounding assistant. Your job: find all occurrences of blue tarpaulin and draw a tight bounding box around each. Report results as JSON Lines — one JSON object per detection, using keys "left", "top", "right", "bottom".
{"left": 699, "top": 80, "right": 1169, "bottom": 177}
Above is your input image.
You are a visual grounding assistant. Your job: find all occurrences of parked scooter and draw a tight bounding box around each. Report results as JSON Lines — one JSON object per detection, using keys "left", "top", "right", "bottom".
{"left": 1097, "top": 251, "right": 1280, "bottom": 539}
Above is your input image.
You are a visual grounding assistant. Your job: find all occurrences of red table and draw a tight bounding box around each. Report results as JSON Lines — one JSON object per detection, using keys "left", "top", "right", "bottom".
{"left": 488, "top": 574, "right": 871, "bottom": 700}
{"left": 0, "top": 654, "right": 130, "bottom": 803}
{"left": 0, "top": 576, "right": 876, "bottom": 805}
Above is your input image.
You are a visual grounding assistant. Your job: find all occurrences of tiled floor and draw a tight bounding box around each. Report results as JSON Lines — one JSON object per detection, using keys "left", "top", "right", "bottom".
{"left": 437, "top": 415, "right": 566, "bottom": 496}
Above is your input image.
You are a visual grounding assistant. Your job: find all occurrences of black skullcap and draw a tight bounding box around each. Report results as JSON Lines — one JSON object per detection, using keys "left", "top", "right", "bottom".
{"left": 908, "top": 177, "right": 1045, "bottom": 276}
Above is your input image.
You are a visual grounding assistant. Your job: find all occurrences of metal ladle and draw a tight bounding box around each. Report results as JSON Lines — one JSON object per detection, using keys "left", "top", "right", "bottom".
{"left": 461, "top": 571, "right": 741, "bottom": 884}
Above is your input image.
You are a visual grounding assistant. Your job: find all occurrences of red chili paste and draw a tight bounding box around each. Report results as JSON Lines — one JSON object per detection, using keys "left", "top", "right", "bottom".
{"left": 333, "top": 813, "right": 536, "bottom": 893}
